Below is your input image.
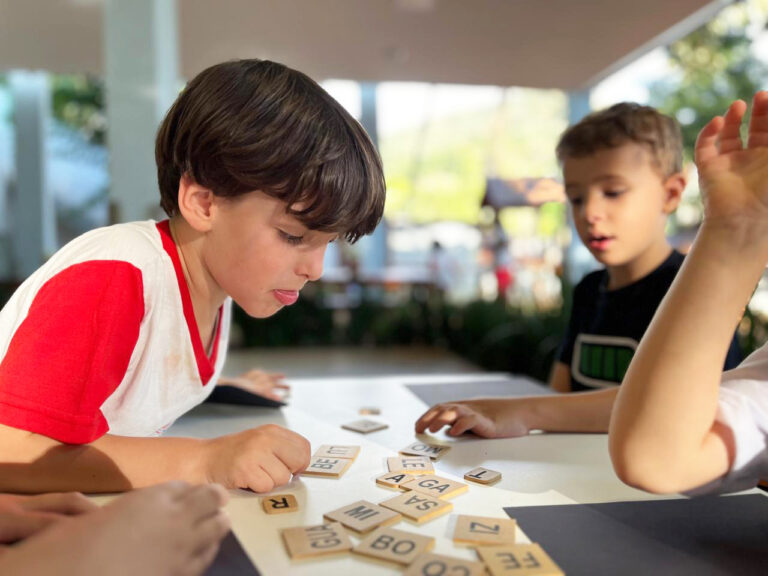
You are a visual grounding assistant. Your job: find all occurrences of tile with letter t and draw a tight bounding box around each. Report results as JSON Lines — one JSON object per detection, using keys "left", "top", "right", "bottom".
{"left": 401, "top": 474, "right": 468, "bottom": 499}
{"left": 387, "top": 456, "right": 434, "bottom": 475}
{"left": 323, "top": 500, "right": 402, "bottom": 534}
{"left": 313, "top": 445, "right": 361, "bottom": 460}
{"left": 281, "top": 522, "right": 352, "bottom": 560}
{"left": 353, "top": 526, "right": 434, "bottom": 566}
{"left": 464, "top": 466, "right": 502, "bottom": 485}
{"left": 379, "top": 491, "right": 453, "bottom": 524}
{"left": 476, "top": 543, "right": 564, "bottom": 576}
{"left": 453, "top": 514, "right": 516, "bottom": 546}
{"left": 301, "top": 456, "right": 352, "bottom": 478}
{"left": 399, "top": 441, "right": 451, "bottom": 461}
{"left": 404, "top": 552, "right": 487, "bottom": 576}
{"left": 261, "top": 493, "right": 299, "bottom": 515}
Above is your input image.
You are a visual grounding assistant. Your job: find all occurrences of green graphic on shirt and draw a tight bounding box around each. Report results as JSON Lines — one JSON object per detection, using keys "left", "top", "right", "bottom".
{"left": 578, "top": 342, "right": 635, "bottom": 384}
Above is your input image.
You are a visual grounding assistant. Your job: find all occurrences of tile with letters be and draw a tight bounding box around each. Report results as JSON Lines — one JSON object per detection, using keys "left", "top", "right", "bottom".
{"left": 464, "top": 466, "right": 502, "bottom": 485}
{"left": 399, "top": 441, "right": 451, "bottom": 461}
{"left": 401, "top": 474, "right": 468, "bottom": 499}
{"left": 313, "top": 445, "right": 361, "bottom": 460}
{"left": 261, "top": 493, "right": 299, "bottom": 515}
{"left": 353, "top": 526, "right": 434, "bottom": 566}
{"left": 452, "top": 514, "right": 516, "bottom": 546}
{"left": 379, "top": 491, "right": 453, "bottom": 524}
{"left": 476, "top": 543, "right": 564, "bottom": 576}
{"left": 387, "top": 456, "right": 434, "bottom": 475}
{"left": 301, "top": 456, "right": 352, "bottom": 478}
{"left": 323, "top": 500, "right": 402, "bottom": 534}
{"left": 404, "top": 552, "right": 487, "bottom": 576}
{"left": 281, "top": 522, "right": 352, "bottom": 560}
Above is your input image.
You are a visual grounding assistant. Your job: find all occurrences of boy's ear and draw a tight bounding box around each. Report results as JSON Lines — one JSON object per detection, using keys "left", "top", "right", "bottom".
{"left": 177, "top": 173, "right": 215, "bottom": 232}
{"left": 661, "top": 172, "right": 686, "bottom": 214}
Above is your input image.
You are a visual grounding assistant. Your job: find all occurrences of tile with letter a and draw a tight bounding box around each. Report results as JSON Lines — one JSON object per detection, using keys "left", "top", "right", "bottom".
{"left": 379, "top": 491, "right": 453, "bottom": 524}
{"left": 261, "top": 493, "right": 299, "bottom": 515}
{"left": 353, "top": 526, "right": 434, "bottom": 566}
{"left": 400, "top": 474, "right": 468, "bottom": 499}
{"left": 313, "top": 444, "right": 361, "bottom": 460}
{"left": 375, "top": 471, "right": 415, "bottom": 490}
{"left": 399, "top": 441, "right": 451, "bottom": 461}
{"left": 476, "top": 543, "right": 564, "bottom": 576}
{"left": 452, "top": 514, "right": 516, "bottom": 546}
{"left": 464, "top": 466, "right": 502, "bottom": 485}
{"left": 341, "top": 419, "right": 389, "bottom": 434}
{"left": 387, "top": 456, "right": 434, "bottom": 475}
{"left": 281, "top": 522, "right": 352, "bottom": 560}
{"left": 301, "top": 456, "right": 352, "bottom": 478}
{"left": 323, "top": 500, "right": 402, "bottom": 534}
{"left": 404, "top": 552, "right": 487, "bottom": 576}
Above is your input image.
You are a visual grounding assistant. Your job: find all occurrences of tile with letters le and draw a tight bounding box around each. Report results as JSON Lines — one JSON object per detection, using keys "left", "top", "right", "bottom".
{"left": 323, "top": 500, "right": 402, "bottom": 534}
{"left": 301, "top": 456, "right": 352, "bottom": 478}
{"left": 379, "top": 491, "right": 453, "bottom": 524}
{"left": 476, "top": 543, "right": 564, "bottom": 576}
{"left": 404, "top": 552, "right": 487, "bottom": 576}
{"left": 400, "top": 474, "right": 468, "bottom": 499}
{"left": 281, "top": 522, "right": 352, "bottom": 560}
{"left": 261, "top": 493, "right": 299, "bottom": 515}
{"left": 452, "top": 514, "right": 516, "bottom": 546}
{"left": 387, "top": 456, "right": 434, "bottom": 475}
{"left": 399, "top": 441, "right": 451, "bottom": 461}
{"left": 353, "top": 526, "right": 434, "bottom": 566}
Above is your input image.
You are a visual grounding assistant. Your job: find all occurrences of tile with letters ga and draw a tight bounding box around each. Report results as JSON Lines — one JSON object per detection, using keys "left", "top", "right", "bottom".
{"left": 400, "top": 474, "right": 468, "bottom": 499}
{"left": 353, "top": 526, "right": 434, "bottom": 566}
{"left": 387, "top": 456, "right": 434, "bottom": 475}
{"left": 464, "top": 466, "right": 502, "bottom": 485}
{"left": 399, "top": 441, "right": 451, "bottom": 461}
{"left": 404, "top": 552, "right": 487, "bottom": 576}
{"left": 313, "top": 444, "right": 361, "bottom": 460}
{"left": 323, "top": 500, "right": 402, "bottom": 534}
{"left": 281, "top": 522, "right": 352, "bottom": 560}
{"left": 301, "top": 455, "right": 352, "bottom": 478}
{"left": 476, "top": 543, "right": 564, "bottom": 576}
{"left": 379, "top": 491, "right": 453, "bottom": 524}
{"left": 452, "top": 514, "right": 516, "bottom": 546}
{"left": 261, "top": 493, "right": 299, "bottom": 515}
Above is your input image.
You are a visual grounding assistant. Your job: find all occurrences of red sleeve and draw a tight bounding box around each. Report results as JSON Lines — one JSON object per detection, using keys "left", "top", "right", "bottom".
{"left": 0, "top": 261, "right": 144, "bottom": 444}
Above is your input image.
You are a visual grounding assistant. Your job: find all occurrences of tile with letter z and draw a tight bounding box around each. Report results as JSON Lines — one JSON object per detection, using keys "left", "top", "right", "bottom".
{"left": 282, "top": 522, "right": 352, "bottom": 560}
{"left": 452, "top": 514, "right": 516, "bottom": 546}
{"left": 353, "top": 526, "right": 434, "bottom": 566}
{"left": 476, "top": 543, "right": 564, "bottom": 576}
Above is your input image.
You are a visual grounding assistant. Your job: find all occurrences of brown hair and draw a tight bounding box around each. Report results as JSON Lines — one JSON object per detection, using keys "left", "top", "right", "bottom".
{"left": 556, "top": 102, "right": 682, "bottom": 177}
{"left": 155, "top": 59, "right": 385, "bottom": 242}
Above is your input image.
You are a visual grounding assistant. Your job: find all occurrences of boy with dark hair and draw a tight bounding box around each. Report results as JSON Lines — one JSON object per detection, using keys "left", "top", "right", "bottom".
{"left": 416, "top": 102, "right": 740, "bottom": 438}
{"left": 0, "top": 59, "right": 386, "bottom": 493}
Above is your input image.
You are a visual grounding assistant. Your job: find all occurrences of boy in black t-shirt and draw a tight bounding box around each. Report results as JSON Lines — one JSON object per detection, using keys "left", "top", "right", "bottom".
{"left": 415, "top": 103, "right": 741, "bottom": 438}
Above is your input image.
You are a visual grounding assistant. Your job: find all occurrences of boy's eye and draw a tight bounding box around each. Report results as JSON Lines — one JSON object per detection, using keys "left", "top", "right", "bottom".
{"left": 568, "top": 197, "right": 583, "bottom": 207}
{"left": 279, "top": 230, "right": 304, "bottom": 245}
{"left": 604, "top": 189, "right": 625, "bottom": 198}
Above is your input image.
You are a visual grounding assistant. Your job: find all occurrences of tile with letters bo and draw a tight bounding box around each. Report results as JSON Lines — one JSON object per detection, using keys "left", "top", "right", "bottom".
{"left": 476, "top": 543, "right": 564, "bottom": 576}
{"left": 453, "top": 514, "right": 516, "bottom": 546}
{"left": 341, "top": 419, "right": 389, "bottom": 434}
{"left": 400, "top": 474, "right": 468, "bottom": 499}
{"left": 313, "top": 445, "right": 360, "bottom": 460}
{"left": 323, "top": 500, "right": 402, "bottom": 534}
{"left": 261, "top": 493, "right": 299, "bottom": 515}
{"left": 353, "top": 526, "right": 434, "bottom": 566}
{"left": 282, "top": 522, "right": 352, "bottom": 560}
{"left": 464, "top": 466, "right": 502, "bottom": 485}
{"left": 387, "top": 456, "right": 434, "bottom": 475}
{"left": 404, "top": 552, "right": 487, "bottom": 576}
{"left": 379, "top": 491, "right": 453, "bottom": 524}
{"left": 301, "top": 456, "right": 352, "bottom": 478}
{"left": 399, "top": 441, "right": 451, "bottom": 461}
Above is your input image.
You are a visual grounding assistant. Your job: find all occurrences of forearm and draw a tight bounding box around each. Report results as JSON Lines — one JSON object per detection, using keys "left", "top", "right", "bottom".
{"left": 610, "top": 223, "right": 768, "bottom": 491}
{"left": 0, "top": 425, "right": 208, "bottom": 494}
{"left": 522, "top": 387, "right": 618, "bottom": 433}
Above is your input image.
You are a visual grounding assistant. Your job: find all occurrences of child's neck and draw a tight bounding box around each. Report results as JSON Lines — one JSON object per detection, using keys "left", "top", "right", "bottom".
{"left": 606, "top": 239, "right": 673, "bottom": 291}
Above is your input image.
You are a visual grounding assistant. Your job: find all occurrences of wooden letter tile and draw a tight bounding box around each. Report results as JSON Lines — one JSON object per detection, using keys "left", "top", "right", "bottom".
{"left": 464, "top": 466, "right": 502, "bottom": 485}
{"left": 323, "top": 500, "right": 401, "bottom": 534}
{"left": 353, "top": 526, "right": 434, "bottom": 566}
{"left": 313, "top": 444, "right": 361, "bottom": 460}
{"left": 387, "top": 456, "right": 434, "bottom": 475}
{"left": 261, "top": 493, "right": 299, "bottom": 515}
{"left": 399, "top": 441, "right": 451, "bottom": 461}
{"left": 404, "top": 552, "right": 487, "bottom": 576}
{"left": 375, "top": 471, "right": 415, "bottom": 490}
{"left": 476, "top": 544, "right": 564, "bottom": 575}
{"left": 301, "top": 456, "right": 352, "bottom": 478}
{"left": 379, "top": 491, "right": 453, "bottom": 524}
{"left": 341, "top": 419, "right": 389, "bottom": 434}
{"left": 453, "top": 514, "right": 516, "bottom": 546}
{"left": 401, "top": 475, "right": 468, "bottom": 499}
{"left": 282, "top": 522, "right": 352, "bottom": 560}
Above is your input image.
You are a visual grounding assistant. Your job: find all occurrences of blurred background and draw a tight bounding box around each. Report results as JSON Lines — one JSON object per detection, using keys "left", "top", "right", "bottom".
{"left": 2, "top": 0, "right": 768, "bottom": 379}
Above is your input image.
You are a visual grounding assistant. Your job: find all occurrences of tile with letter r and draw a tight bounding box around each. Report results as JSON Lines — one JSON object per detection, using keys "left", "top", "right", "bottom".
{"left": 313, "top": 444, "right": 361, "bottom": 460}
{"left": 476, "top": 543, "right": 564, "bottom": 576}
{"left": 452, "top": 514, "right": 516, "bottom": 546}
{"left": 399, "top": 441, "right": 451, "bottom": 461}
{"left": 401, "top": 474, "right": 468, "bottom": 499}
{"left": 387, "top": 456, "right": 434, "bottom": 475}
{"left": 404, "top": 552, "right": 487, "bottom": 576}
{"left": 379, "top": 491, "right": 453, "bottom": 524}
{"left": 281, "top": 522, "right": 352, "bottom": 560}
{"left": 464, "top": 466, "right": 502, "bottom": 485}
{"left": 301, "top": 455, "right": 352, "bottom": 478}
{"left": 323, "top": 500, "right": 401, "bottom": 534}
{"left": 261, "top": 493, "right": 299, "bottom": 515}
{"left": 353, "top": 526, "right": 434, "bottom": 566}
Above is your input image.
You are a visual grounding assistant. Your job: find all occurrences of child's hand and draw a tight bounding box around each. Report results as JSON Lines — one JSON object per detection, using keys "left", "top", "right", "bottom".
{"left": 414, "top": 399, "right": 531, "bottom": 438}
{"left": 696, "top": 91, "right": 768, "bottom": 237}
{"left": 202, "top": 425, "right": 310, "bottom": 492}
{"left": 218, "top": 370, "right": 289, "bottom": 402}
{"left": 0, "top": 492, "right": 97, "bottom": 544}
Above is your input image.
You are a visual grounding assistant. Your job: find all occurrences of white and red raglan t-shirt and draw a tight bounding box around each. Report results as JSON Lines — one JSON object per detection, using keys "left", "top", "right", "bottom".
{"left": 0, "top": 220, "right": 231, "bottom": 444}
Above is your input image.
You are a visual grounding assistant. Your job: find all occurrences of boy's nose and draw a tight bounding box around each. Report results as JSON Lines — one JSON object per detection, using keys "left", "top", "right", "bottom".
{"left": 297, "top": 245, "right": 326, "bottom": 282}
{"left": 582, "top": 195, "right": 604, "bottom": 223}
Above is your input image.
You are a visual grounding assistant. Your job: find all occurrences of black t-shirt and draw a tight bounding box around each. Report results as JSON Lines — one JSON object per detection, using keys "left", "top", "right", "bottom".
{"left": 559, "top": 250, "right": 742, "bottom": 392}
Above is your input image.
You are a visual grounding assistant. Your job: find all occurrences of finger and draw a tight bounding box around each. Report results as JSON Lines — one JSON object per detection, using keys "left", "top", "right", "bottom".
{"left": 427, "top": 409, "right": 461, "bottom": 433}
{"left": 21, "top": 492, "right": 97, "bottom": 516}
{"left": 748, "top": 91, "right": 768, "bottom": 148}
{"left": 0, "top": 512, "right": 57, "bottom": 544}
{"left": 695, "top": 116, "right": 725, "bottom": 165}
{"left": 415, "top": 406, "right": 442, "bottom": 433}
{"left": 448, "top": 415, "right": 478, "bottom": 437}
{"left": 718, "top": 100, "right": 747, "bottom": 154}
{"left": 177, "top": 485, "right": 229, "bottom": 521}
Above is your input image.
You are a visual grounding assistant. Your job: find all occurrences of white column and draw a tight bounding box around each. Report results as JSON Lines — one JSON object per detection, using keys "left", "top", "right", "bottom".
{"left": 103, "top": 0, "right": 179, "bottom": 223}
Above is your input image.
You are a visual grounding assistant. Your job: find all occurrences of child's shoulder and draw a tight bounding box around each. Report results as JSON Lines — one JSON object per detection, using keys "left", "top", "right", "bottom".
{"left": 57, "top": 220, "right": 167, "bottom": 266}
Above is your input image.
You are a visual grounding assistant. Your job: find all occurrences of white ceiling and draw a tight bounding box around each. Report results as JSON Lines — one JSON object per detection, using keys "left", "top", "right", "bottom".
{"left": 0, "top": 0, "right": 730, "bottom": 89}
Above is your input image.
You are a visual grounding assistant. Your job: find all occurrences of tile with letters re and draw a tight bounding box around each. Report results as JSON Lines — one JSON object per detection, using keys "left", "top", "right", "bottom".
{"left": 464, "top": 466, "right": 502, "bottom": 485}
{"left": 400, "top": 474, "right": 468, "bottom": 499}
{"left": 379, "top": 491, "right": 453, "bottom": 524}
{"left": 399, "top": 441, "right": 451, "bottom": 461}
{"left": 476, "top": 543, "right": 564, "bottom": 576}
{"left": 341, "top": 419, "right": 389, "bottom": 434}
{"left": 387, "top": 456, "right": 434, "bottom": 475}
{"left": 261, "top": 493, "right": 299, "bottom": 515}
{"left": 404, "top": 552, "right": 487, "bottom": 576}
{"left": 375, "top": 471, "right": 416, "bottom": 490}
{"left": 281, "top": 522, "right": 352, "bottom": 560}
{"left": 301, "top": 456, "right": 352, "bottom": 478}
{"left": 313, "top": 445, "right": 361, "bottom": 460}
{"left": 452, "top": 514, "right": 516, "bottom": 546}
{"left": 353, "top": 526, "right": 435, "bottom": 566}
{"left": 323, "top": 500, "right": 402, "bottom": 534}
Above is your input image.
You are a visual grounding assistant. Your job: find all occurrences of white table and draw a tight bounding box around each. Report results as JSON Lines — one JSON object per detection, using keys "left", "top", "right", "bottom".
{"left": 165, "top": 373, "right": 699, "bottom": 575}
